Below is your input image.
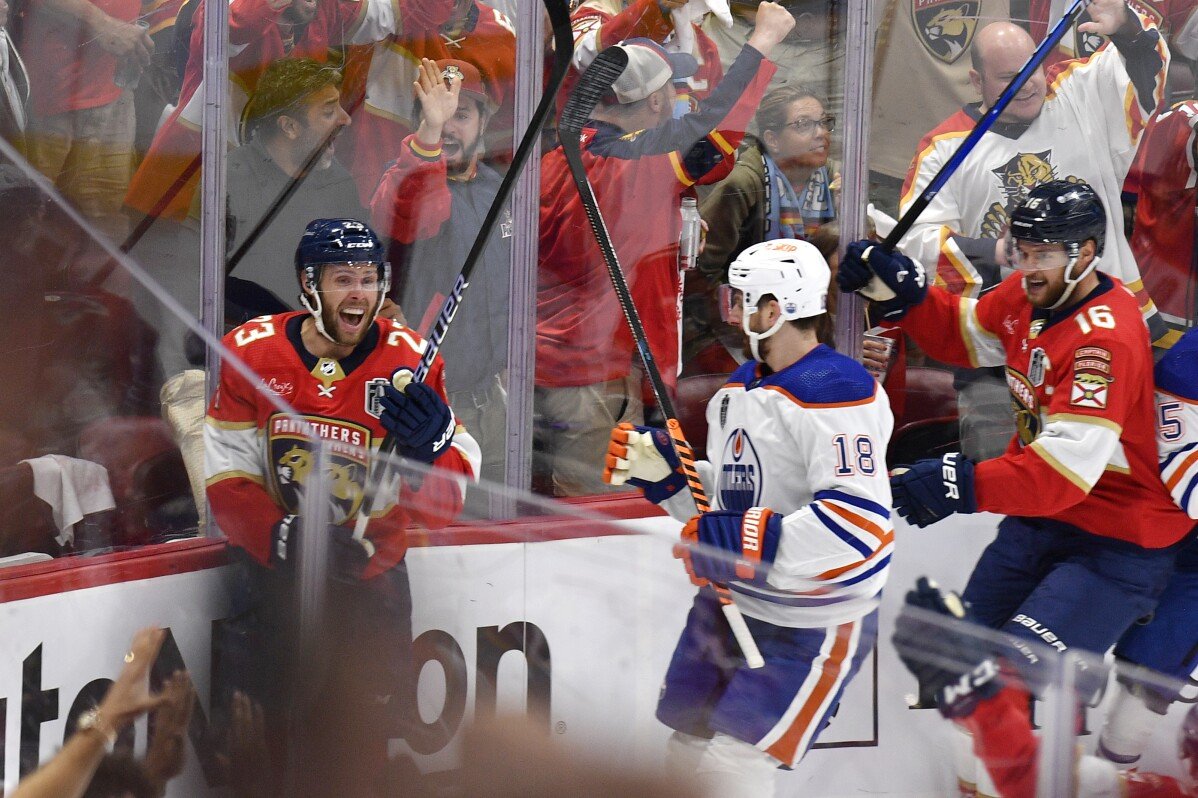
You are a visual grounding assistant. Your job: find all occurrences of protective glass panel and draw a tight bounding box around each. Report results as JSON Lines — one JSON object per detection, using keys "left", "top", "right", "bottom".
{"left": 532, "top": 1, "right": 846, "bottom": 500}
{"left": 216, "top": 0, "right": 520, "bottom": 503}
{"left": 211, "top": 435, "right": 892, "bottom": 793}
{"left": 861, "top": 8, "right": 1198, "bottom": 795}
{"left": 0, "top": 148, "right": 203, "bottom": 563}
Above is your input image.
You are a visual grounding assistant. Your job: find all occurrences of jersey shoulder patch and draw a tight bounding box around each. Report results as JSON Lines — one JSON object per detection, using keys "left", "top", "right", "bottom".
{"left": 765, "top": 345, "right": 877, "bottom": 406}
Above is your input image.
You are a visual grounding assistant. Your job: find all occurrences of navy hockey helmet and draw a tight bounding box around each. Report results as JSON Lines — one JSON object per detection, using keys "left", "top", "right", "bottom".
{"left": 1009, "top": 179, "right": 1106, "bottom": 256}
{"left": 294, "top": 218, "right": 391, "bottom": 342}
{"left": 1008, "top": 180, "right": 1106, "bottom": 309}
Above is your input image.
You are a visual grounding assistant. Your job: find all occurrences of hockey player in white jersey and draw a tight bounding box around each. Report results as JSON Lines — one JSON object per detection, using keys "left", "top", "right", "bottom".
{"left": 603, "top": 239, "right": 894, "bottom": 795}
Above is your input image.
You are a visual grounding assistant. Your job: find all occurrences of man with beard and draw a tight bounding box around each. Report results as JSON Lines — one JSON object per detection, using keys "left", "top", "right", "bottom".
{"left": 894, "top": 0, "right": 1170, "bottom": 464}
{"left": 210, "top": 58, "right": 365, "bottom": 318}
{"left": 839, "top": 181, "right": 1195, "bottom": 797}
{"left": 206, "top": 218, "right": 480, "bottom": 791}
{"left": 370, "top": 57, "right": 508, "bottom": 508}
{"left": 604, "top": 239, "right": 893, "bottom": 792}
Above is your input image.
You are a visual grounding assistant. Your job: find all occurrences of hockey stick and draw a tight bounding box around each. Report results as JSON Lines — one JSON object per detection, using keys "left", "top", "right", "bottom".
{"left": 880, "top": 0, "right": 1094, "bottom": 251}
{"left": 557, "top": 47, "right": 765, "bottom": 670}
{"left": 352, "top": 0, "right": 574, "bottom": 542}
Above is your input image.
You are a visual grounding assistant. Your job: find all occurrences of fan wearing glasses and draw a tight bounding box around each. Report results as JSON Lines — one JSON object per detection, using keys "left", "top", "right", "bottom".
{"left": 684, "top": 85, "right": 836, "bottom": 374}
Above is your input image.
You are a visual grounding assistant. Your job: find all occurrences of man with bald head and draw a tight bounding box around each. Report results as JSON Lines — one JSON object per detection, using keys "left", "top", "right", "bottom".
{"left": 889, "top": 0, "right": 1169, "bottom": 463}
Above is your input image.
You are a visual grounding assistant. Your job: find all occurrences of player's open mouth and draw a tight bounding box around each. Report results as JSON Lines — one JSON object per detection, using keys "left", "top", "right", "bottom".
{"left": 339, "top": 308, "right": 367, "bottom": 330}
{"left": 1025, "top": 276, "right": 1048, "bottom": 291}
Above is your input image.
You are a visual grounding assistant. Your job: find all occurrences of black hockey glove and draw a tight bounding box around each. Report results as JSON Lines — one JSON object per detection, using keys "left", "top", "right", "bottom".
{"left": 379, "top": 382, "right": 456, "bottom": 465}
{"left": 839, "top": 241, "right": 929, "bottom": 320}
{"left": 892, "top": 577, "right": 1002, "bottom": 719}
{"left": 329, "top": 524, "right": 373, "bottom": 581}
{"left": 269, "top": 514, "right": 300, "bottom": 572}
{"left": 890, "top": 452, "right": 977, "bottom": 528}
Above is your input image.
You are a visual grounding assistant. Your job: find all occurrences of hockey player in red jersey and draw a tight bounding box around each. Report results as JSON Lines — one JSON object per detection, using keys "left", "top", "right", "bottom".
{"left": 893, "top": 577, "right": 1196, "bottom": 798}
{"left": 205, "top": 218, "right": 479, "bottom": 785}
{"left": 206, "top": 217, "right": 479, "bottom": 572}
{"left": 840, "top": 179, "right": 1193, "bottom": 680}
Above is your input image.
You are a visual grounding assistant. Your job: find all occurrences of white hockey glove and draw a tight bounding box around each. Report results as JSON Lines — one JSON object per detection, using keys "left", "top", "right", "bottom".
{"left": 603, "top": 423, "right": 687, "bottom": 504}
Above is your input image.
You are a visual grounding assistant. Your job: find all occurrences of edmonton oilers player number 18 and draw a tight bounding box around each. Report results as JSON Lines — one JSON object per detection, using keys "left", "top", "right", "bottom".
{"left": 604, "top": 239, "right": 894, "bottom": 794}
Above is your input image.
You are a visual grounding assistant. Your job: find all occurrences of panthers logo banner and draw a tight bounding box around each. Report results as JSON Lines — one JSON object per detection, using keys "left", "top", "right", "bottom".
{"left": 914, "top": 0, "right": 982, "bottom": 64}
{"left": 267, "top": 414, "right": 372, "bottom": 523}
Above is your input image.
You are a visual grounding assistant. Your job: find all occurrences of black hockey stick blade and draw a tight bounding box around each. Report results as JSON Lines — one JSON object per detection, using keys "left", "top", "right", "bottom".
{"left": 559, "top": 46, "right": 627, "bottom": 135}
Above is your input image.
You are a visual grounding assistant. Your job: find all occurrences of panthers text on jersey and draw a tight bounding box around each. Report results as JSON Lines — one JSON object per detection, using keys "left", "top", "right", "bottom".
{"left": 662, "top": 345, "right": 895, "bottom": 627}
{"left": 205, "top": 311, "right": 481, "bottom": 577}
{"left": 899, "top": 272, "right": 1193, "bottom": 547}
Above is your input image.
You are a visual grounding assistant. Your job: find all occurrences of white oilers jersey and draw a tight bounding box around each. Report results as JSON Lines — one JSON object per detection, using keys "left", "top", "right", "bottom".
{"left": 664, "top": 345, "right": 895, "bottom": 627}
{"left": 1156, "top": 328, "right": 1198, "bottom": 518}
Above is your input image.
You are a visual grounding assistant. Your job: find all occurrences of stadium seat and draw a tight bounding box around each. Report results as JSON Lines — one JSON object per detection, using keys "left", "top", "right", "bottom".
{"left": 888, "top": 366, "right": 960, "bottom": 467}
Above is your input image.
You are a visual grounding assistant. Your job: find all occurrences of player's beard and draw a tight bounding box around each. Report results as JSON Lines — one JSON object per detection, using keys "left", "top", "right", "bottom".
{"left": 321, "top": 296, "right": 378, "bottom": 347}
{"left": 739, "top": 329, "right": 771, "bottom": 363}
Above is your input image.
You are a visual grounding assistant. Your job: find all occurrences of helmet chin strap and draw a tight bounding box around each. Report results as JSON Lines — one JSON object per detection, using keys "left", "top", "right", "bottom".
{"left": 742, "top": 309, "right": 786, "bottom": 362}
{"left": 1046, "top": 245, "right": 1098, "bottom": 310}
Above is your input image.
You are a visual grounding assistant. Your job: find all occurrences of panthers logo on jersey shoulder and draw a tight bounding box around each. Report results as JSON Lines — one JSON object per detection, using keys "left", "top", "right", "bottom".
{"left": 717, "top": 428, "right": 763, "bottom": 511}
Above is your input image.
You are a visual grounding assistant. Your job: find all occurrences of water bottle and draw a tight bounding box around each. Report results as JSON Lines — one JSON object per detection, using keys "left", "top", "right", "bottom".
{"left": 113, "top": 20, "right": 150, "bottom": 90}
{"left": 679, "top": 196, "right": 701, "bottom": 271}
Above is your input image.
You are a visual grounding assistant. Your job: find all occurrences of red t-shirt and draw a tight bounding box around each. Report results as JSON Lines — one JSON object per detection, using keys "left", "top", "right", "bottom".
{"left": 20, "top": 0, "right": 139, "bottom": 116}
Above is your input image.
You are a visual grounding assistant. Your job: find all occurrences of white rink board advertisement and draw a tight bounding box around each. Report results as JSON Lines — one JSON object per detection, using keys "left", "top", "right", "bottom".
{"left": 4, "top": 512, "right": 1188, "bottom": 795}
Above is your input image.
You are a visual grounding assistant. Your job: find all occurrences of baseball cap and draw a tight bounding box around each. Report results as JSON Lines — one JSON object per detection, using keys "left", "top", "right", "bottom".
{"left": 610, "top": 38, "right": 699, "bottom": 104}
{"left": 435, "top": 58, "right": 497, "bottom": 113}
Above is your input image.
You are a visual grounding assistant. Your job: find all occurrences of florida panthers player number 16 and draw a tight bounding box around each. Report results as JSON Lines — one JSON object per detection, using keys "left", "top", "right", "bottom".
{"left": 604, "top": 239, "right": 893, "bottom": 794}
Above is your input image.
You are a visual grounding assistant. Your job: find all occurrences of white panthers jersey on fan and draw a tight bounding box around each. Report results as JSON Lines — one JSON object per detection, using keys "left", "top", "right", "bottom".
{"left": 1156, "top": 328, "right": 1198, "bottom": 519}
{"left": 663, "top": 345, "right": 895, "bottom": 627}
{"left": 899, "top": 3, "right": 1166, "bottom": 313}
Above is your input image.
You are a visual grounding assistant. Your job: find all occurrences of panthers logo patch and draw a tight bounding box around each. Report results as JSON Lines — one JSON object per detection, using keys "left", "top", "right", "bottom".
{"left": 981, "top": 153, "right": 1073, "bottom": 237}
{"left": 1006, "top": 366, "right": 1043, "bottom": 445}
{"left": 267, "top": 414, "right": 372, "bottom": 523}
{"left": 914, "top": 0, "right": 981, "bottom": 64}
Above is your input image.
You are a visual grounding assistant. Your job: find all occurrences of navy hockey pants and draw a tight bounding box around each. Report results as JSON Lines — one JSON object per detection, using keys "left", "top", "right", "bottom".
{"left": 963, "top": 516, "right": 1179, "bottom": 678}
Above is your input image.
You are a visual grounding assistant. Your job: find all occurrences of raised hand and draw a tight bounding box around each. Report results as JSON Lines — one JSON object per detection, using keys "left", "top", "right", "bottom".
{"left": 414, "top": 57, "right": 461, "bottom": 148}
{"left": 746, "top": 2, "right": 796, "bottom": 56}
{"left": 1078, "top": 0, "right": 1130, "bottom": 37}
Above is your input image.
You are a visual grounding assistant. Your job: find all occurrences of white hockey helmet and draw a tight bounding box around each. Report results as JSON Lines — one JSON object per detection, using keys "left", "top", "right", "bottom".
{"left": 723, "top": 239, "right": 830, "bottom": 360}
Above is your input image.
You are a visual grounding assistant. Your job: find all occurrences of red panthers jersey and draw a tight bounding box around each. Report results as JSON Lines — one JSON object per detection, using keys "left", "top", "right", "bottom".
{"left": 205, "top": 311, "right": 480, "bottom": 577}
{"left": 1129, "top": 100, "right": 1198, "bottom": 335}
{"left": 899, "top": 273, "right": 1194, "bottom": 548}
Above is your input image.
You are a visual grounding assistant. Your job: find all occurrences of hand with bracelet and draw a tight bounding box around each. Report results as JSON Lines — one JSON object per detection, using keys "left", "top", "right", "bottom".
{"left": 11, "top": 627, "right": 171, "bottom": 798}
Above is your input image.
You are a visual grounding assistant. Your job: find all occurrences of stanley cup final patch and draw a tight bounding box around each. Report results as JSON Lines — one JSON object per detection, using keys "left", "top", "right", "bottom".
{"left": 1070, "top": 346, "right": 1113, "bottom": 410}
